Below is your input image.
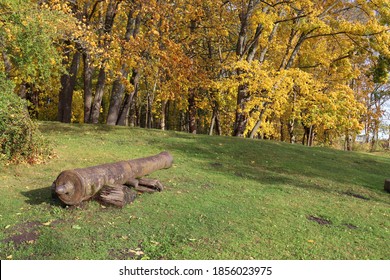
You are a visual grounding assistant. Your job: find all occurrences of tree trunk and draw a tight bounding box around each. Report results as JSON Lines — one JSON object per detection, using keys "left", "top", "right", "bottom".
{"left": 280, "top": 119, "right": 285, "bottom": 142}
{"left": 249, "top": 109, "right": 266, "bottom": 139}
{"left": 89, "top": 67, "right": 106, "bottom": 123}
{"left": 209, "top": 98, "right": 221, "bottom": 136}
{"left": 233, "top": 84, "right": 249, "bottom": 137}
{"left": 233, "top": 1, "right": 259, "bottom": 137}
{"left": 106, "top": 70, "right": 127, "bottom": 125}
{"left": 246, "top": 23, "right": 263, "bottom": 61}
{"left": 259, "top": 19, "right": 280, "bottom": 63}
{"left": 106, "top": 7, "right": 141, "bottom": 125}
{"left": 279, "top": 28, "right": 298, "bottom": 70}
{"left": 209, "top": 98, "right": 222, "bottom": 136}
{"left": 83, "top": 52, "right": 93, "bottom": 123}
{"left": 288, "top": 89, "right": 297, "bottom": 143}
{"left": 215, "top": 110, "right": 221, "bottom": 135}
{"left": 285, "top": 32, "right": 307, "bottom": 70}
{"left": 209, "top": 113, "right": 216, "bottom": 136}
{"left": 308, "top": 125, "right": 314, "bottom": 146}
{"left": 89, "top": 0, "right": 119, "bottom": 124}
{"left": 117, "top": 70, "right": 139, "bottom": 126}
{"left": 58, "top": 51, "right": 81, "bottom": 123}
{"left": 160, "top": 100, "right": 167, "bottom": 130}
{"left": 288, "top": 120, "right": 296, "bottom": 144}
{"left": 21, "top": 83, "right": 39, "bottom": 119}
{"left": 129, "top": 90, "right": 138, "bottom": 127}
{"left": 345, "top": 133, "right": 352, "bottom": 151}
{"left": 117, "top": 89, "right": 135, "bottom": 126}
{"left": 302, "top": 125, "right": 314, "bottom": 146}
{"left": 188, "top": 92, "right": 197, "bottom": 134}
{"left": 249, "top": 119, "right": 261, "bottom": 139}
{"left": 370, "top": 120, "right": 379, "bottom": 152}
{"left": 146, "top": 91, "right": 154, "bottom": 129}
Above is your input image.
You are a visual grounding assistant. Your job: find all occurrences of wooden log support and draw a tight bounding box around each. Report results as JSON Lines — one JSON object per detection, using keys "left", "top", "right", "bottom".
{"left": 97, "top": 184, "right": 138, "bottom": 207}
{"left": 53, "top": 151, "right": 173, "bottom": 206}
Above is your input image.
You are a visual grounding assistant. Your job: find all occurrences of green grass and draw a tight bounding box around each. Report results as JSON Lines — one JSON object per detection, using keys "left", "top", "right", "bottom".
{"left": 0, "top": 122, "right": 389, "bottom": 260}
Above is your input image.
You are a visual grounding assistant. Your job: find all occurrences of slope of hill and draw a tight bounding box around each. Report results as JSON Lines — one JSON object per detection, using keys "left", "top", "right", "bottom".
{"left": 0, "top": 122, "right": 389, "bottom": 259}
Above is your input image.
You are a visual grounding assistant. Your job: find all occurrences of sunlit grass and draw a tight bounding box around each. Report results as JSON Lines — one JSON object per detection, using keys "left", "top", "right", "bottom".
{"left": 0, "top": 122, "right": 389, "bottom": 260}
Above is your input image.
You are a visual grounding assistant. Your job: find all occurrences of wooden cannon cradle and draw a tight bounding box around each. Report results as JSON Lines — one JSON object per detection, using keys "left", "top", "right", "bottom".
{"left": 52, "top": 151, "right": 173, "bottom": 206}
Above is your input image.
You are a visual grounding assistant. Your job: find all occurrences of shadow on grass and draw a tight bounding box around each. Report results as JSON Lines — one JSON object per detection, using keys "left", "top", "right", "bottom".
{"left": 38, "top": 121, "right": 120, "bottom": 135}
{"left": 21, "top": 186, "right": 63, "bottom": 206}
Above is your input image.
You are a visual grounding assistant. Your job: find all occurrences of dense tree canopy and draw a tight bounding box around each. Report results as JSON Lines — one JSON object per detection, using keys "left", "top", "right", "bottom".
{"left": 1, "top": 0, "right": 390, "bottom": 148}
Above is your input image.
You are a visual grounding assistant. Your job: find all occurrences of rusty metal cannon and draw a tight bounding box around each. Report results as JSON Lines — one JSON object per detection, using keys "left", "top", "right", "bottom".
{"left": 52, "top": 151, "right": 173, "bottom": 206}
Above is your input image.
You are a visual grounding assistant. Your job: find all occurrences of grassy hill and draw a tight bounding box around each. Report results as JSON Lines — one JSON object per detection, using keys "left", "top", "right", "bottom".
{"left": 0, "top": 122, "right": 389, "bottom": 260}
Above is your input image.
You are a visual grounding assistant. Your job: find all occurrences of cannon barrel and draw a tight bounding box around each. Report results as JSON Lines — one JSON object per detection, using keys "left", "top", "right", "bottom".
{"left": 54, "top": 151, "right": 173, "bottom": 205}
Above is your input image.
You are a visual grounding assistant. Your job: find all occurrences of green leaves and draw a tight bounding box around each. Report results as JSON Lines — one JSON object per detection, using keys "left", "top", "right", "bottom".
{"left": 0, "top": 74, "right": 52, "bottom": 164}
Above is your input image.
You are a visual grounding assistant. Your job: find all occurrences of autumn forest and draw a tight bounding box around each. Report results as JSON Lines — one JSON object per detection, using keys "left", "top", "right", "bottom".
{"left": 1, "top": 0, "right": 390, "bottom": 149}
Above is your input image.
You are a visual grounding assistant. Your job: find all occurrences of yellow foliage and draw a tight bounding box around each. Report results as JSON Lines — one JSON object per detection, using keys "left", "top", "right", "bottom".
{"left": 71, "top": 91, "right": 84, "bottom": 123}
{"left": 2, "top": 0, "right": 388, "bottom": 142}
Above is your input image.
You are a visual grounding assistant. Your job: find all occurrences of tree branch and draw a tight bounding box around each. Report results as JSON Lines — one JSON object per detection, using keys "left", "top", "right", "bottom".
{"left": 88, "top": 0, "right": 104, "bottom": 22}
{"left": 259, "top": 0, "right": 292, "bottom": 8}
{"left": 274, "top": 13, "right": 311, "bottom": 24}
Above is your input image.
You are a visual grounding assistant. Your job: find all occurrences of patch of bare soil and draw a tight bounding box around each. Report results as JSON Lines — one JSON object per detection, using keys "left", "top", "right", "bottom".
{"left": 307, "top": 215, "right": 332, "bottom": 225}
{"left": 342, "top": 223, "right": 358, "bottom": 230}
{"left": 343, "top": 191, "right": 370, "bottom": 200}
{"left": 2, "top": 221, "right": 41, "bottom": 247}
{"left": 109, "top": 247, "right": 145, "bottom": 260}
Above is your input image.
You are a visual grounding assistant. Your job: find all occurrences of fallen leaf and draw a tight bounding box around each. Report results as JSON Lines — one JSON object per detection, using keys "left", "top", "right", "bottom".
{"left": 5, "top": 225, "right": 10, "bottom": 229}
{"left": 308, "top": 240, "right": 315, "bottom": 243}
{"left": 42, "top": 221, "right": 52, "bottom": 226}
{"left": 72, "top": 225, "right": 81, "bottom": 230}
{"left": 6, "top": 255, "right": 12, "bottom": 259}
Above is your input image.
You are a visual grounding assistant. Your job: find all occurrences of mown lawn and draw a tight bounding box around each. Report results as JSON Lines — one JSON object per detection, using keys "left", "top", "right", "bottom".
{"left": 0, "top": 122, "right": 389, "bottom": 260}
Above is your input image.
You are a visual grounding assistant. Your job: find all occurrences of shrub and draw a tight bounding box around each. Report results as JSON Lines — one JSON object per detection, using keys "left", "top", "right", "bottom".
{"left": 0, "top": 76, "right": 52, "bottom": 164}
